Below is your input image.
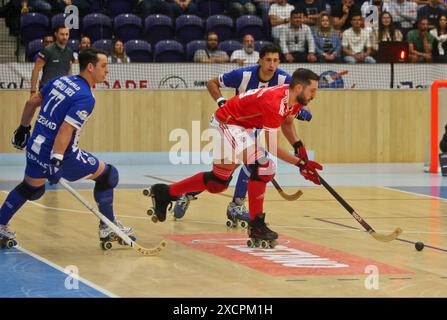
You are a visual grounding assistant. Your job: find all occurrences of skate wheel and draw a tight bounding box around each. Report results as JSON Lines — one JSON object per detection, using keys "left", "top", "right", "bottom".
{"left": 5, "top": 240, "right": 15, "bottom": 249}
{"left": 143, "top": 188, "right": 151, "bottom": 196}
{"left": 269, "top": 240, "right": 277, "bottom": 248}
{"left": 147, "top": 208, "right": 155, "bottom": 216}
{"left": 247, "top": 239, "right": 255, "bottom": 248}
{"left": 101, "top": 241, "right": 113, "bottom": 251}
{"left": 151, "top": 215, "right": 159, "bottom": 223}
{"left": 226, "top": 220, "right": 233, "bottom": 228}
{"left": 260, "top": 240, "right": 269, "bottom": 249}
{"left": 240, "top": 221, "right": 247, "bottom": 229}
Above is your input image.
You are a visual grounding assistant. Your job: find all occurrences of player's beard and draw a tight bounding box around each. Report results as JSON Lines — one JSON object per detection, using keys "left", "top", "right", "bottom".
{"left": 296, "top": 92, "right": 309, "bottom": 105}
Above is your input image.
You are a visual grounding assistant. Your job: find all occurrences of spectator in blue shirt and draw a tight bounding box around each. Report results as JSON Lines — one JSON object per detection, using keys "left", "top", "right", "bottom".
{"left": 312, "top": 12, "right": 342, "bottom": 62}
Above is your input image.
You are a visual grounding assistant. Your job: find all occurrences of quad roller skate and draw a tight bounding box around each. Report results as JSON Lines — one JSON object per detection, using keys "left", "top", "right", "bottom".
{"left": 246, "top": 213, "right": 278, "bottom": 249}
{"left": 0, "top": 224, "right": 17, "bottom": 249}
{"left": 226, "top": 198, "right": 249, "bottom": 228}
{"left": 172, "top": 194, "right": 197, "bottom": 220}
{"left": 98, "top": 220, "right": 135, "bottom": 251}
{"left": 143, "top": 184, "right": 177, "bottom": 223}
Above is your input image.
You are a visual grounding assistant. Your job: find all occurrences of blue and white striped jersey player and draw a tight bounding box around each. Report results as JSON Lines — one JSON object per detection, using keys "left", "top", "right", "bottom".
{"left": 173, "top": 44, "right": 313, "bottom": 225}
{"left": 0, "top": 48, "right": 134, "bottom": 250}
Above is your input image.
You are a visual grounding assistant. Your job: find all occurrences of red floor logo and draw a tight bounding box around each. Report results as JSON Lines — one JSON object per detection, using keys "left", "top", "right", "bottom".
{"left": 164, "top": 233, "right": 410, "bottom": 276}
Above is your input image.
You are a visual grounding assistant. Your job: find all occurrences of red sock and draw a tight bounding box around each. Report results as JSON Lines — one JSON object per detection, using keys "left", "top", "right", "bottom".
{"left": 169, "top": 172, "right": 206, "bottom": 197}
{"left": 248, "top": 179, "right": 266, "bottom": 220}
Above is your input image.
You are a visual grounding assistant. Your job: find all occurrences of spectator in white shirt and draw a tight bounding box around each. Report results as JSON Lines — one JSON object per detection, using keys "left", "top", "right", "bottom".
{"left": 388, "top": 0, "right": 418, "bottom": 39}
{"left": 268, "top": 0, "right": 295, "bottom": 42}
{"left": 230, "top": 34, "right": 260, "bottom": 66}
{"left": 342, "top": 13, "right": 376, "bottom": 62}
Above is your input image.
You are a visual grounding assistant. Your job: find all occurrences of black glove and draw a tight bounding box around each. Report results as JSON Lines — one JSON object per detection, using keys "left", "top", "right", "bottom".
{"left": 12, "top": 125, "right": 31, "bottom": 150}
{"left": 440, "top": 125, "right": 447, "bottom": 153}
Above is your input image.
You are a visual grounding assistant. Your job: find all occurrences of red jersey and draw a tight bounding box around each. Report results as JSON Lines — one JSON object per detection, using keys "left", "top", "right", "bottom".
{"left": 214, "top": 84, "right": 303, "bottom": 130}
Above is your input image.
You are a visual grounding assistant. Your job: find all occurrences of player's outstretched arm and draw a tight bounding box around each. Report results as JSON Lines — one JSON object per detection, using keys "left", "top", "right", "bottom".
{"left": 281, "top": 115, "right": 299, "bottom": 146}
{"left": 52, "top": 122, "right": 75, "bottom": 155}
{"left": 206, "top": 77, "right": 226, "bottom": 107}
{"left": 20, "top": 93, "right": 43, "bottom": 127}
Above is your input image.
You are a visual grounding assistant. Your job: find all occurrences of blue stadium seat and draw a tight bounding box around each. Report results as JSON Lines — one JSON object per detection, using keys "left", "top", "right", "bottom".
{"left": 106, "top": 0, "right": 138, "bottom": 17}
{"left": 144, "top": 14, "right": 174, "bottom": 46}
{"left": 154, "top": 40, "right": 184, "bottom": 62}
{"left": 254, "top": 40, "right": 273, "bottom": 52}
{"left": 26, "top": 39, "right": 43, "bottom": 62}
{"left": 218, "top": 40, "right": 242, "bottom": 56}
{"left": 175, "top": 15, "right": 204, "bottom": 45}
{"left": 197, "top": 0, "right": 225, "bottom": 19}
{"left": 206, "top": 15, "right": 233, "bottom": 42}
{"left": 67, "top": 39, "right": 80, "bottom": 52}
{"left": 114, "top": 13, "right": 142, "bottom": 42}
{"left": 83, "top": 13, "right": 113, "bottom": 43}
{"left": 236, "top": 15, "right": 264, "bottom": 40}
{"left": 186, "top": 40, "right": 206, "bottom": 61}
{"left": 20, "top": 12, "right": 49, "bottom": 44}
{"left": 92, "top": 39, "right": 113, "bottom": 53}
{"left": 125, "top": 40, "right": 152, "bottom": 62}
{"left": 51, "top": 13, "right": 81, "bottom": 40}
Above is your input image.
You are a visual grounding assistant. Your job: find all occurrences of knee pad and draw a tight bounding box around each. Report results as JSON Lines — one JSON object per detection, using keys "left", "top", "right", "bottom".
{"left": 203, "top": 171, "right": 232, "bottom": 194}
{"left": 94, "top": 164, "right": 119, "bottom": 193}
{"left": 15, "top": 181, "right": 45, "bottom": 201}
{"left": 249, "top": 158, "right": 276, "bottom": 183}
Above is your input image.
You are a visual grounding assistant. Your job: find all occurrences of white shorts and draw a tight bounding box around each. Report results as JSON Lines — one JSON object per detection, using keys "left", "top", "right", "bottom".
{"left": 209, "top": 114, "right": 264, "bottom": 164}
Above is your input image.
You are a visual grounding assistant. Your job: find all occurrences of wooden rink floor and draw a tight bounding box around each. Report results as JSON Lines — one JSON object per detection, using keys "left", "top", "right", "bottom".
{"left": 1, "top": 179, "right": 447, "bottom": 297}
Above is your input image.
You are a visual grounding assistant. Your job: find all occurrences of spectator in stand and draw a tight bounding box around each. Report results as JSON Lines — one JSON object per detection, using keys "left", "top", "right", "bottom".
{"left": 389, "top": 0, "right": 418, "bottom": 39}
{"left": 227, "top": 0, "right": 256, "bottom": 19}
{"left": 342, "top": 13, "right": 376, "bottom": 63}
{"left": 43, "top": 34, "right": 54, "bottom": 47}
{"left": 74, "top": 36, "right": 91, "bottom": 61}
{"left": 168, "top": 0, "right": 198, "bottom": 18}
{"left": 268, "top": 0, "right": 295, "bottom": 42}
{"left": 430, "top": 14, "right": 447, "bottom": 62}
{"left": 23, "top": 0, "right": 52, "bottom": 16}
{"left": 109, "top": 39, "right": 130, "bottom": 63}
{"left": 360, "top": 0, "right": 389, "bottom": 17}
{"left": 253, "top": 0, "right": 275, "bottom": 23}
{"left": 331, "top": 0, "right": 362, "bottom": 31}
{"left": 407, "top": 17, "right": 435, "bottom": 62}
{"left": 312, "top": 12, "right": 342, "bottom": 62}
{"left": 417, "top": 0, "right": 446, "bottom": 29}
{"left": 293, "top": 0, "right": 327, "bottom": 28}
{"left": 230, "top": 34, "right": 259, "bottom": 66}
{"left": 194, "top": 31, "right": 230, "bottom": 63}
{"left": 370, "top": 11, "right": 403, "bottom": 57}
{"left": 279, "top": 8, "right": 317, "bottom": 63}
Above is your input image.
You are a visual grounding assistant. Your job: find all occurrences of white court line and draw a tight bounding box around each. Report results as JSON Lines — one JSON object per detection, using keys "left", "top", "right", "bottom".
{"left": 381, "top": 186, "right": 447, "bottom": 203}
{"left": 15, "top": 245, "right": 118, "bottom": 298}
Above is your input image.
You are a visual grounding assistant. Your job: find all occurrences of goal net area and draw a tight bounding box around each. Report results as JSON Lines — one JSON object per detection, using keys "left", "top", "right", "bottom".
{"left": 426, "top": 81, "right": 447, "bottom": 174}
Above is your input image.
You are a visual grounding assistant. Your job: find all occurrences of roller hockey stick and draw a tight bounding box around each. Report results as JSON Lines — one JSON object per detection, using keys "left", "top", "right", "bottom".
{"left": 319, "top": 176, "right": 402, "bottom": 242}
{"left": 271, "top": 178, "right": 303, "bottom": 201}
{"left": 59, "top": 179, "right": 167, "bottom": 256}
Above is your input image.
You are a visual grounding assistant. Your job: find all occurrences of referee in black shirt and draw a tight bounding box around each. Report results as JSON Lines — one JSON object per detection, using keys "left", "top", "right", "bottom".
{"left": 30, "top": 26, "right": 75, "bottom": 96}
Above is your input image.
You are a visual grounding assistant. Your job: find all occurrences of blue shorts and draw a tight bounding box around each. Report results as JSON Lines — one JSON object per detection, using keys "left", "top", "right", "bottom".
{"left": 25, "top": 148, "right": 100, "bottom": 182}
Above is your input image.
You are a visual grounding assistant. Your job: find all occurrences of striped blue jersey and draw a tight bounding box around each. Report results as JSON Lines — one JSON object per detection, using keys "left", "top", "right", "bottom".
{"left": 218, "top": 65, "right": 291, "bottom": 94}
{"left": 27, "top": 75, "right": 95, "bottom": 159}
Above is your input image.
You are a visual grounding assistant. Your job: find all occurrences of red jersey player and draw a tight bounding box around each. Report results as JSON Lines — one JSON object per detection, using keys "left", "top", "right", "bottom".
{"left": 144, "top": 68, "right": 323, "bottom": 248}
